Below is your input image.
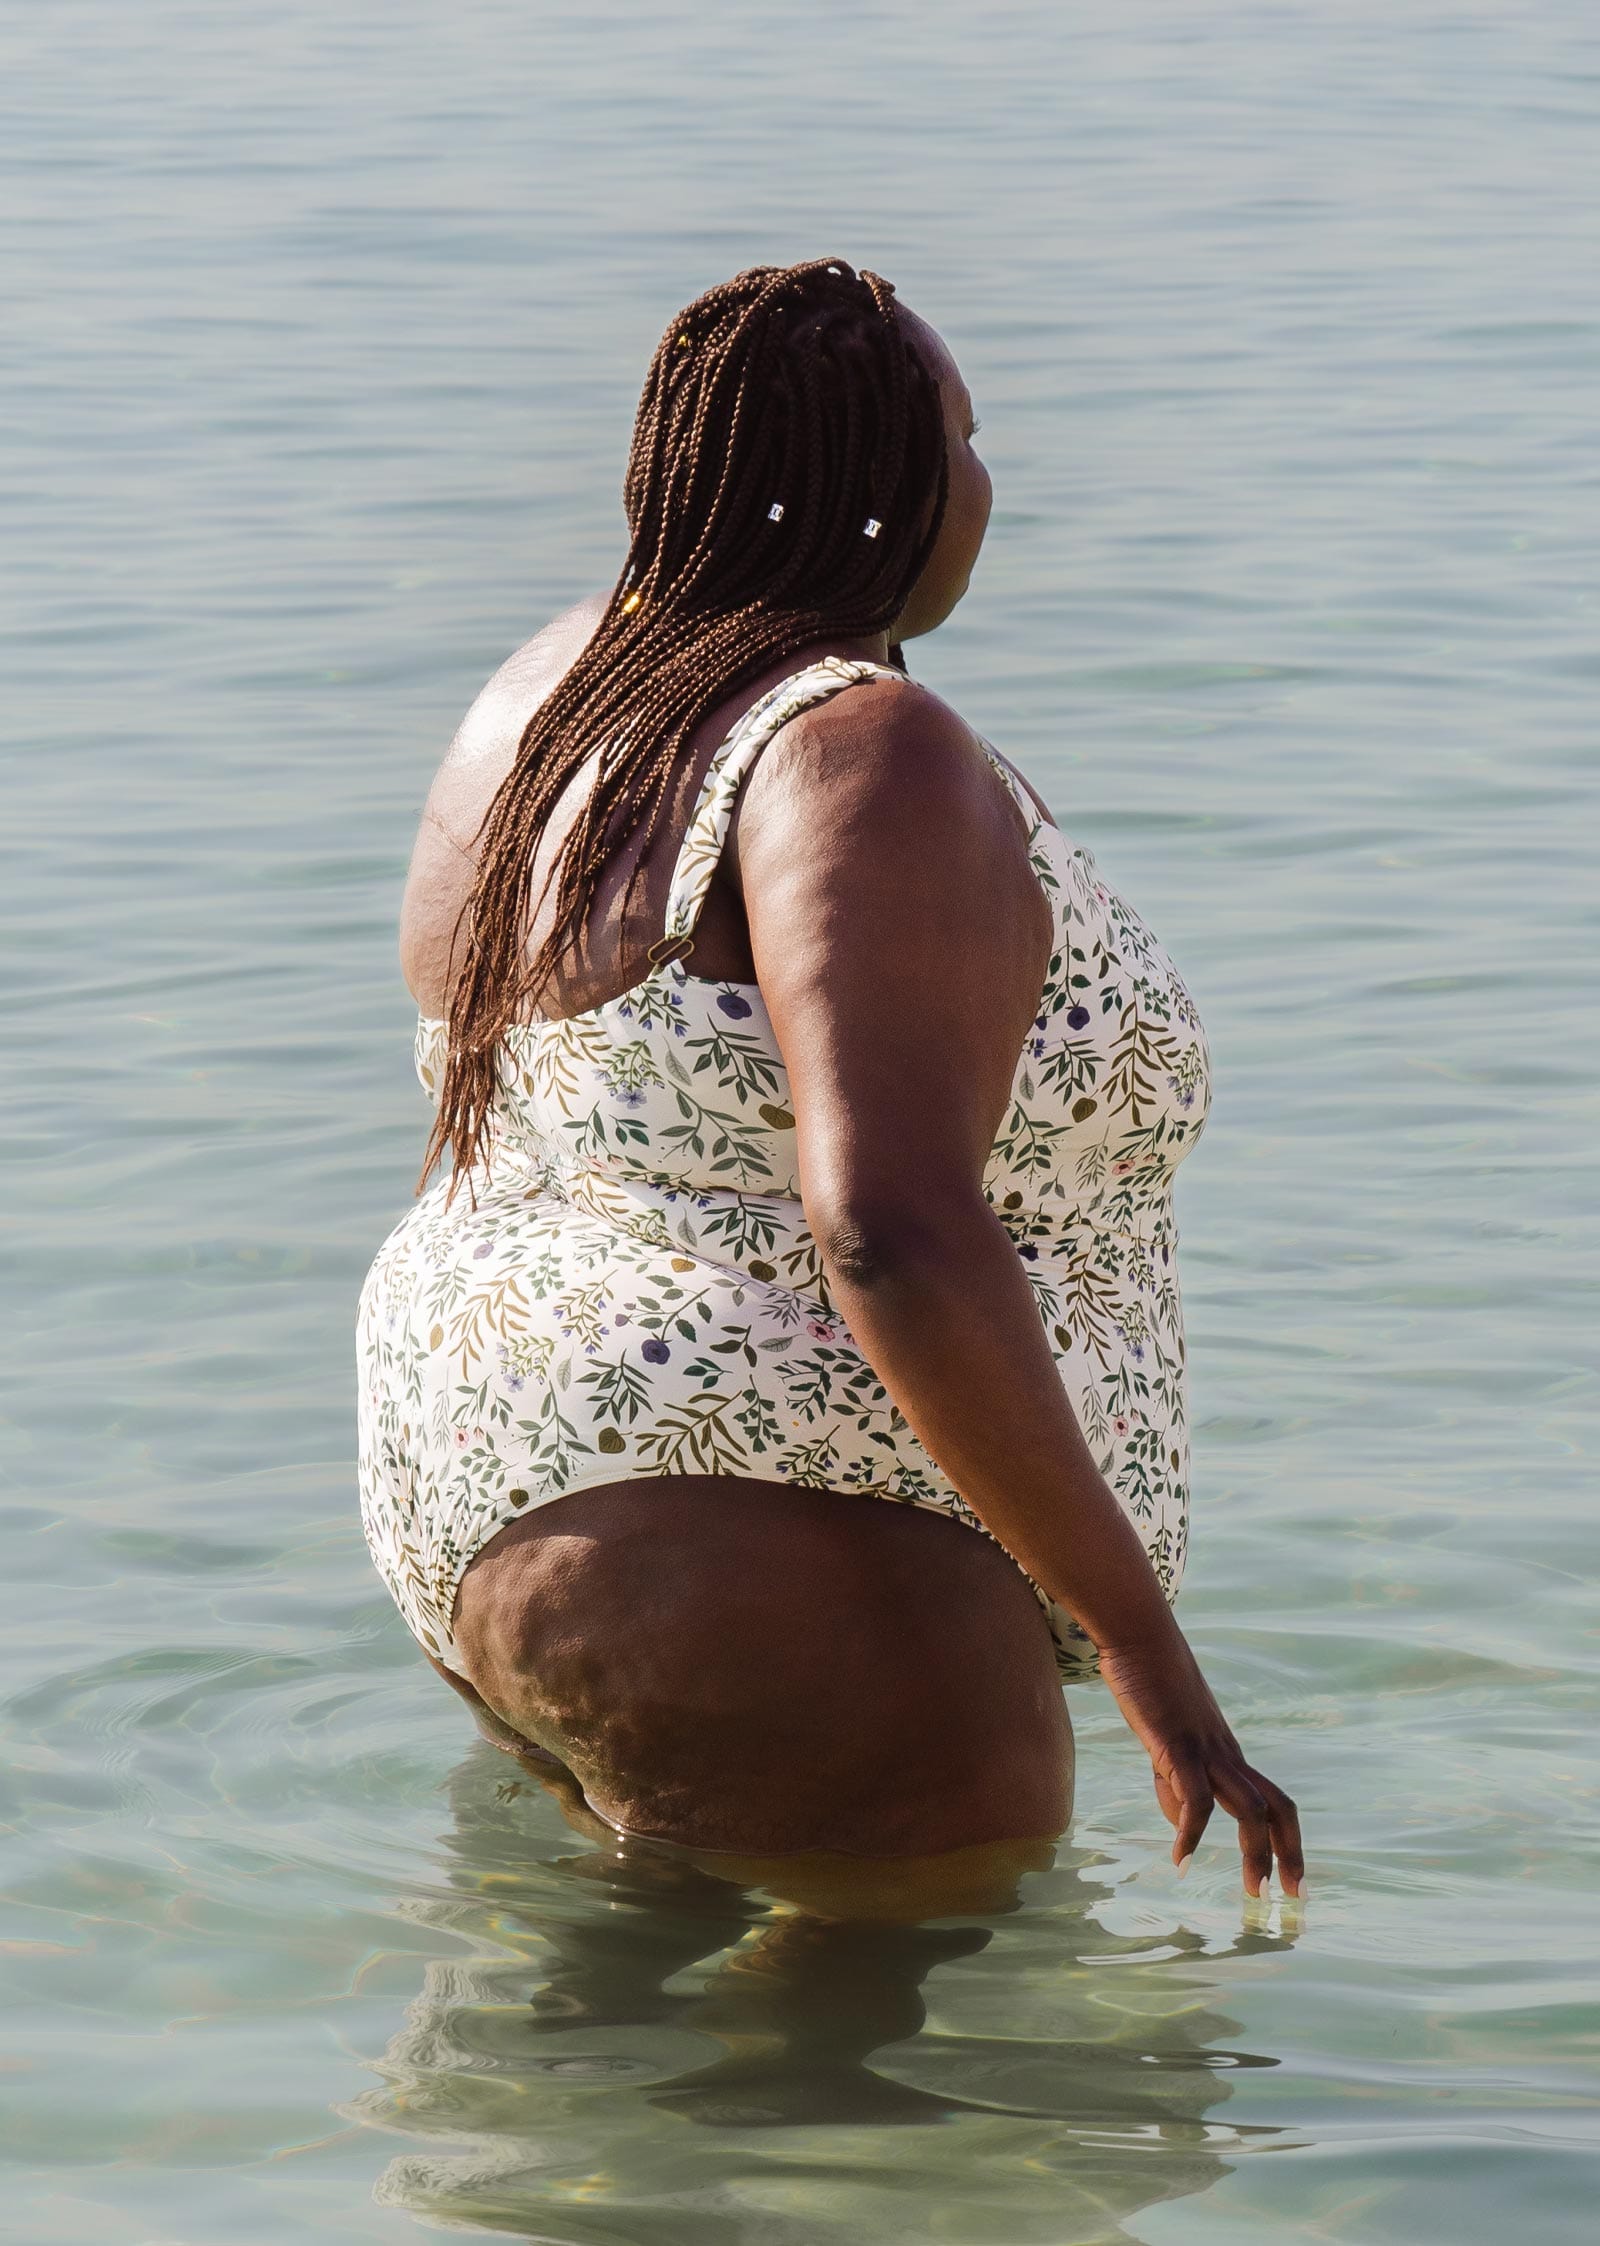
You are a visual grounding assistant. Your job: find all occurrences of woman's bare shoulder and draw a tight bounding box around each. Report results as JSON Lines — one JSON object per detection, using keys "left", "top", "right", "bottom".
{"left": 423, "top": 593, "right": 609, "bottom": 830}
{"left": 400, "top": 595, "right": 609, "bottom": 1013}
{"left": 740, "top": 668, "right": 1058, "bottom": 837}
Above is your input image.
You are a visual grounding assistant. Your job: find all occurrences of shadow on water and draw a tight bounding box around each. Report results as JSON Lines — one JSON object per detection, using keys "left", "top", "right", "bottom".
{"left": 343, "top": 1739, "right": 1297, "bottom": 2244}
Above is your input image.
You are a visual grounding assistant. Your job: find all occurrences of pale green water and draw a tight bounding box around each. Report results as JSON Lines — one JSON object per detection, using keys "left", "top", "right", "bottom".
{"left": 5, "top": 2, "right": 1598, "bottom": 2239}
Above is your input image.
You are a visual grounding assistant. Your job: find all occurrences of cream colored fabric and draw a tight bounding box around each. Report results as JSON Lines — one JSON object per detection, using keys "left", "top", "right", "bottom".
{"left": 357, "top": 658, "right": 1211, "bottom": 1679}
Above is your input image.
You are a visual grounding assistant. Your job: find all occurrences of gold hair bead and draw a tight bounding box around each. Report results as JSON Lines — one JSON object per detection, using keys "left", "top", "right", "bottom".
{"left": 621, "top": 590, "right": 642, "bottom": 614}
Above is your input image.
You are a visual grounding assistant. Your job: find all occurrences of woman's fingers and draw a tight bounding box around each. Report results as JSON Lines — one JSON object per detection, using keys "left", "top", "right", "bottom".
{"left": 1212, "top": 1766, "right": 1274, "bottom": 1897}
{"left": 1159, "top": 1753, "right": 1306, "bottom": 1897}
{"left": 1247, "top": 1768, "right": 1306, "bottom": 1897}
{"left": 1165, "top": 1757, "right": 1214, "bottom": 1869}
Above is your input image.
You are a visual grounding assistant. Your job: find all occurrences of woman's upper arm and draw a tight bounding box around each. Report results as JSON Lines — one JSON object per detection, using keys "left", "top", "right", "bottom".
{"left": 732, "top": 680, "right": 1052, "bottom": 1245}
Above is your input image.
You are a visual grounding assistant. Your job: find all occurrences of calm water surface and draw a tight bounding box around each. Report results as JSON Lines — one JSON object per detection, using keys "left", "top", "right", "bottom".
{"left": 5, "top": 3, "right": 1597, "bottom": 2239}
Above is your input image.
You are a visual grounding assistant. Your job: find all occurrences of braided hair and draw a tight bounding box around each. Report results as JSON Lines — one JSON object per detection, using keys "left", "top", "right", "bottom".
{"left": 419, "top": 256, "right": 951, "bottom": 1198}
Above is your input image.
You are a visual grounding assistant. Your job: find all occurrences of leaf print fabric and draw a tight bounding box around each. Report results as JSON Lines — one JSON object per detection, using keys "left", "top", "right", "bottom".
{"left": 356, "top": 659, "right": 1212, "bottom": 1682}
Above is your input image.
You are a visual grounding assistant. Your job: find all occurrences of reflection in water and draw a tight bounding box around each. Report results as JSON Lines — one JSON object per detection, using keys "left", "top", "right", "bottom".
{"left": 346, "top": 1741, "right": 1293, "bottom": 2243}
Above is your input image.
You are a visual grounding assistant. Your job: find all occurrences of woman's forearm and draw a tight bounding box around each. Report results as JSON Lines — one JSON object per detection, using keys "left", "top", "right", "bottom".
{"left": 813, "top": 1190, "right": 1180, "bottom": 1655}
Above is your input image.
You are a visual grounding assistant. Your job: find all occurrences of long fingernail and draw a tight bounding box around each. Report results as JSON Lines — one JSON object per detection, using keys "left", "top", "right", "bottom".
{"left": 1175, "top": 1854, "right": 1190, "bottom": 1879}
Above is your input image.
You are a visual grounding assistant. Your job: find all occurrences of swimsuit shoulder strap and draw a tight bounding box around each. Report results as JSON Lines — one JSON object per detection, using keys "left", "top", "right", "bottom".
{"left": 660, "top": 657, "right": 904, "bottom": 949}
{"left": 972, "top": 732, "right": 1056, "bottom": 846}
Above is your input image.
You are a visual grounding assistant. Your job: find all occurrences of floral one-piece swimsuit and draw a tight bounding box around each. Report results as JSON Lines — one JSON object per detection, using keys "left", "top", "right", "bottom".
{"left": 356, "top": 656, "right": 1212, "bottom": 1681}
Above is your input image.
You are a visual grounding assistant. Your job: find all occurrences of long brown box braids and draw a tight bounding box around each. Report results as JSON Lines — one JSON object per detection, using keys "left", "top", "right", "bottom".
{"left": 419, "top": 256, "right": 950, "bottom": 1200}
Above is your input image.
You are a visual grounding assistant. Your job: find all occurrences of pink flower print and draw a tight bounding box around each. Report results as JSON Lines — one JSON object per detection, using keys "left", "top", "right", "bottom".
{"left": 1112, "top": 1159, "right": 1136, "bottom": 1177}
{"left": 454, "top": 1428, "right": 468, "bottom": 1449}
{"left": 806, "top": 1318, "right": 837, "bottom": 1341}
{"left": 1113, "top": 1414, "right": 1130, "bottom": 1437}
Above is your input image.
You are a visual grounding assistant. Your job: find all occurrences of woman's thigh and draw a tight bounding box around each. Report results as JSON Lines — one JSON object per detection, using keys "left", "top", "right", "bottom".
{"left": 446, "top": 1476, "right": 1073, "bottom": 1857}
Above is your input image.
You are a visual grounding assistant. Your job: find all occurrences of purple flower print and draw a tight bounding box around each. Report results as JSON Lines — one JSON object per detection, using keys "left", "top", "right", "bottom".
{"left": 1017, "top": 1242, "right": 1039, "bottom": 1261}
{"left": 717, "top": 991, "right": 753, "bottom": 1019}
{"left": 1065, "top": 1004, "right": 1091, "bottom": 1031}
{"left": 615, "top": 1088, "right": 645, "bottom": 1109}
{"left": 641, "top": 1337, "right": 670, "bottom": 1364}
{"left": 614, "top": 1312, "right": 630, "bottom": 1327}
{"left": 473, "top": 1239, "right": 493, "bottom": 1259}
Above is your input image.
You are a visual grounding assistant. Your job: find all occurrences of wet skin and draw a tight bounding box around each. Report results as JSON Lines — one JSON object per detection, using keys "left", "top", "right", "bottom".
{"left": 401, "top": 310, "right": 1304, "bottom": 1889}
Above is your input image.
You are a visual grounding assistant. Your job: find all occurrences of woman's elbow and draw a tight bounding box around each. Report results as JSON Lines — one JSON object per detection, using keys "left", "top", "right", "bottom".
{"left": 805, "top": 1186, "right": 997, "bottom": 1294}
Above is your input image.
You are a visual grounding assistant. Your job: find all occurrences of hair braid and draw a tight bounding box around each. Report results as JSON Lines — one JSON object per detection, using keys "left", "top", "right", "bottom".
{"left": 419, "top": 257, "right": 952, "bottom": 1199}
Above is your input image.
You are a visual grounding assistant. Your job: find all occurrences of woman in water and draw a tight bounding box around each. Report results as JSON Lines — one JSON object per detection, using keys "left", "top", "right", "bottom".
{"left": 357, "top": 257, "right": 1303, "bottom": 1898}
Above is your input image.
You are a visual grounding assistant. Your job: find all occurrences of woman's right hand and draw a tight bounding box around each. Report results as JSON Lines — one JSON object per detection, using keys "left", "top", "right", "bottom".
{"left": 1098, "top": 1629, "right": 1305, "bottom": 1898}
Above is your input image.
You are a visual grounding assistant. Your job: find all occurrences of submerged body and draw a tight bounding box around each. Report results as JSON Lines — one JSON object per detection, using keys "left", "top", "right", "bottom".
{"left": 357, "top": 639, "right": 1210, "bottom": 1851}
